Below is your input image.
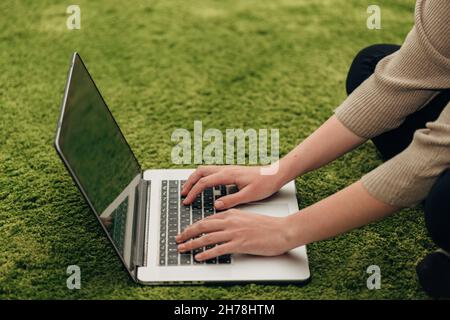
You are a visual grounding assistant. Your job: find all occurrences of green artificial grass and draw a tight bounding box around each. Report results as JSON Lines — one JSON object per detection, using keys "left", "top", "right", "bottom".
{"left": 0, "top": 0, "right": 433, "bottom": 299}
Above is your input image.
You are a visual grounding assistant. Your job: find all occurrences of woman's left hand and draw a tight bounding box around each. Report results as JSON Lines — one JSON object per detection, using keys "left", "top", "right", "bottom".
{"left": 175, "top": 209, "right": 295, "bottom": 261}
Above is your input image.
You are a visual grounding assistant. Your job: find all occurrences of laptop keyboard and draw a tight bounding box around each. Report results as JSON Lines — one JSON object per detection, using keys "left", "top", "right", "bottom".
{"left": 159, "top": 180, "right": 236, "bottom": 266}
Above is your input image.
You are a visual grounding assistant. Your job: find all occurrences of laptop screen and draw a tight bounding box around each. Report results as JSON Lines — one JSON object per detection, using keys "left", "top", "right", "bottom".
{"left": 57, "top": 54, "right": 141, "bottom": 215}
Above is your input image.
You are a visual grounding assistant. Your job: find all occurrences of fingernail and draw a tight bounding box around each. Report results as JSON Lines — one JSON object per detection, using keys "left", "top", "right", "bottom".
{"left": 215, "top": 200, "right": 224, "bottom": 209}
{"left": 178, "top": 244, "right": 185, "bottom": 252}
{"left": 195, "top": 254, "right": 203, "bottom": 261}
{"left": 175, "top": 235, "right": 181, "bottom": 241}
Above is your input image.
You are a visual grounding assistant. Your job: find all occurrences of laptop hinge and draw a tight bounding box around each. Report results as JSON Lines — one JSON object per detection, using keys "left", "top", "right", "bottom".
{"left": 131, "top": 177, "right": 149, "bottom": 269}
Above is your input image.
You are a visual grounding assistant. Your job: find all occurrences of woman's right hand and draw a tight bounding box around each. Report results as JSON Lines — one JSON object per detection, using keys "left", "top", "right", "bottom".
{"left": 181, "top": 165, "right": 285, "bottom": 210}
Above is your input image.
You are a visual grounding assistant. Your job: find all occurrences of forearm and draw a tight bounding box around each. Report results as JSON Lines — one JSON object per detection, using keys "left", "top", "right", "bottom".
{"left": 277, "top": 115, "right": 365, "bottom": 184}
{"left": 284, "top": 181, "right": 400, "bottom": 248}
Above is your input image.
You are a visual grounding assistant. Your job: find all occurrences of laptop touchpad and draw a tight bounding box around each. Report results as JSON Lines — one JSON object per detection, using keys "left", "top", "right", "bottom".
{"left": 236, "top": 203, "right": 290, "bottom": 217}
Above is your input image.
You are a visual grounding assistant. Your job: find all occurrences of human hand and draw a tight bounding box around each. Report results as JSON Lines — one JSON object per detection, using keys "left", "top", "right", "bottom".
{"left": 176, "top": 209, "right": 295, "bottom": 261}
{"left": 181, "top": 165, "right": 285, "bottom": 210}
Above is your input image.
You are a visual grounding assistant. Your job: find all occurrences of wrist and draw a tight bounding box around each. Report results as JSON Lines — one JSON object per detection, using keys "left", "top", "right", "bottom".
{"left": 281, "top": 213, "right": 306, "bottom": 250}
{"left": 278, "top": 155, "right": 307, "bottom": 185}
{"left": 272, "top": 158, "right": 295, "bottom": 188}
{"left": 260, "top": 160, "right": 288, "bottom": 190}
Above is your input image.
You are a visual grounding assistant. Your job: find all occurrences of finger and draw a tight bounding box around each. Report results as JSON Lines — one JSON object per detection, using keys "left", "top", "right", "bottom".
{"left": 176, "top": 219, "right": 226, "bottom": 243}
{"left": 202, "top": 210, "right": 232, "bottom": 220}
{"left": 214, "top": 186, "right": 252, "bottom": 210}
{"left": 195, "top": 242, "right": 235, "bottom": 261}
{"left": 183, "top": 172, "right": 233, "bottom": 205}
{"left": 177, "top": 231, "right": 231, "bottom": 253}
{"left": 181, "top": 166, "right": 222, "bottom": 196}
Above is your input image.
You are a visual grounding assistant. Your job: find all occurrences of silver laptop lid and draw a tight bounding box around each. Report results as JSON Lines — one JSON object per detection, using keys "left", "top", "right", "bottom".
{"left": 55, "top": 53, "right": 146, "bottom": 280}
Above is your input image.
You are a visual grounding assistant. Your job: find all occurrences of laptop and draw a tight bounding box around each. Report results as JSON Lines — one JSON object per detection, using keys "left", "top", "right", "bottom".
{"left": 54, "top": 52, "right": 310, "bottom": 284}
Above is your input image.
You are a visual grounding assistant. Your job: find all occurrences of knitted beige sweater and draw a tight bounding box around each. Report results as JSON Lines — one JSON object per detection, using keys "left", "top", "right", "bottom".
{"left": 335, "top": 0, "right": 450, "bottom": 207}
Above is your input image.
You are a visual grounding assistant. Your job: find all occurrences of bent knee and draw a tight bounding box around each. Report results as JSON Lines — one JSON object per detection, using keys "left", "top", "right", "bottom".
{"left": 346, "top": 44, "right": 400, "bottom": 95}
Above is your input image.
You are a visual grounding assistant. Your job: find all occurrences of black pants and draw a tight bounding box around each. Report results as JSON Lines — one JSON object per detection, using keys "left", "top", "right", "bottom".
{"left": 346, "top": 44, "right": 450, "bottom": 252}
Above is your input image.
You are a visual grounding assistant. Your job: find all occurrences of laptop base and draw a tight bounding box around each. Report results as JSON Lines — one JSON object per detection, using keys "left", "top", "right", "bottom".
{"left": 137, "top": 169, "right": 310, "bottom": 285}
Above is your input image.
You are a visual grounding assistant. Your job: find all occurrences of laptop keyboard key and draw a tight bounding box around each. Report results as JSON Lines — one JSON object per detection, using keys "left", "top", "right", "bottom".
{"left": 180, "top": 254, "right": 191, "bottom": 265}
{"left": 204, "top": 208, "right": 214, "bottom": 217}
{"left": 218, "top": 254, "right": 231, "bottom": 264}
{"left": 205, "top": 258, "right": 217, "bottom": 264}
{"left": 220, "top": 185, "right": 227, "bottom": 196}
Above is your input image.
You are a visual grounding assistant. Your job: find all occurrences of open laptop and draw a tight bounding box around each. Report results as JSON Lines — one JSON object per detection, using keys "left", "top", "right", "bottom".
{"left": 54, "top": 52, "right": 310, "bottom": 284}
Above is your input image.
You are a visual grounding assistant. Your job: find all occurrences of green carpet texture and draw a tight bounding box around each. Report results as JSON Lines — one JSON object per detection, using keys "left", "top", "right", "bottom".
{"left": 0, "top": 0, "right": 434, "bottom": 299}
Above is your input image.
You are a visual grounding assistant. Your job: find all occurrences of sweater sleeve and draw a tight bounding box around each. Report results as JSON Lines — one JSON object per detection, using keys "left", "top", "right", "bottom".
{"left": 361, "top": 102, "right": 450, "bottom": 207}
{"left": 334, "top": 0, "right": 450, "bottom": 207}
{"left": 335, "top": 0, "right": 450, "bottom": 139}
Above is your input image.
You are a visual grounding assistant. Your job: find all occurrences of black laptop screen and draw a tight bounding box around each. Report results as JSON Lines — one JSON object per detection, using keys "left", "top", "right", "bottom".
{"left": 58, "top": 54, "right": 141, "bottom": 214}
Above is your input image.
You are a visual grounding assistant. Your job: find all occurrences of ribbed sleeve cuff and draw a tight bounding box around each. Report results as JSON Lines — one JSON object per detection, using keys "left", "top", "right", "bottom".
{"left": 360, "top": 118, "right": 450, "bottom": 207}
{"left": 360, "top": 159, "right": 429, "bottom": 208}
{"left": 335, "top": 103, "right": 373, "bottom": 139}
